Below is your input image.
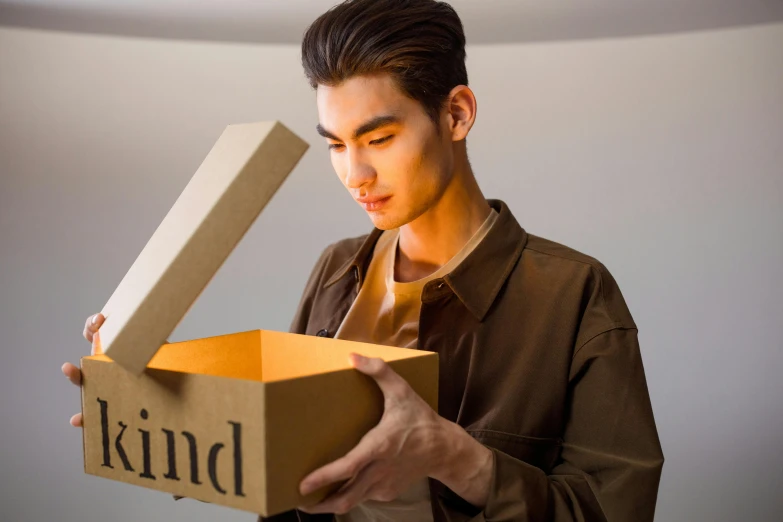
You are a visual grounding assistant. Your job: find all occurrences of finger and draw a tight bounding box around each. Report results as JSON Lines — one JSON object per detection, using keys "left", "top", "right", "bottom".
{"left": 91, "top": 330, "right": 103, "bottom": 356}
{"left": 300, "top": 430, "right": 381, "bottom": 496}
{"left": 299, "top": 463, "right": 377, "bottom": 515}
{"left": 62, "top": 362, "right": 82, "bottom": 386}
{"left": 84, "top": 315, "right": 92, "bottom": 339}
{"left": 349, "top": 354, "right": 409, "bottom": 400}
{"left": 70, "top": 412, "right": 83, "bottom": 427}
{"left": 299, "top": 457, "right": 360, "bottom": 497}
{"left": 83, "top": 313, "right": 105, "bottom": 342}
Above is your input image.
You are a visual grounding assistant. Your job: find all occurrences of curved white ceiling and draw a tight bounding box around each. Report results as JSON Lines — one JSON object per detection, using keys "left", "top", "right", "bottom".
{"left": 1, "top": 0, "right": 782, "bottom": 44}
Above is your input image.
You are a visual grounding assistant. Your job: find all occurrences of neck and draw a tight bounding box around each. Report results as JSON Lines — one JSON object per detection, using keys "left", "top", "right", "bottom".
{"left": 396, "top": 151, "right": 490, "bottom": 283}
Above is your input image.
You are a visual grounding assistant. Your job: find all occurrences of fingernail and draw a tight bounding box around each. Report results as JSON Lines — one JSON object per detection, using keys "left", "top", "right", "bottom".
{"left": 92, "top": 314, "right": 99, "bottom": 325}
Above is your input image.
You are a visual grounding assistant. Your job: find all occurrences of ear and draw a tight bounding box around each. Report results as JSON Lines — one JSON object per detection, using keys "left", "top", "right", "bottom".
{"left": 445, "top": 85, "right": 477, "bottom": 142}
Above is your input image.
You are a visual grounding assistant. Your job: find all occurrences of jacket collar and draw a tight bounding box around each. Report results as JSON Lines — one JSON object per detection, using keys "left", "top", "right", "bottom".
{"left": 324, "top": 227, "right": 383, "bottom": 289}
{"left": 324, "top": 199, "right": 528, "bottom": 322}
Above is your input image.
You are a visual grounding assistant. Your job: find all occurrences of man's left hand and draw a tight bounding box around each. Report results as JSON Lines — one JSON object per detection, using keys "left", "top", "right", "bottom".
{"left": 296, "top": 353, "right": 454, "bottom": 515}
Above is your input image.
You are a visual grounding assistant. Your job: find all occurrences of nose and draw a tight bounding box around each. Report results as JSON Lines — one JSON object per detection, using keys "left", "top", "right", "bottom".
{"left": 343, "top": 148, "right": 375, "bottom": 190}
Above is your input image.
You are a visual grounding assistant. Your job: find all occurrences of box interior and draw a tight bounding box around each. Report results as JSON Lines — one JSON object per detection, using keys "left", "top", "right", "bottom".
{"left": 87, "top": 330, "right": 428, "bottom": 382}
{"left": 258, "top": 330, "right": 428, "bottom": 382}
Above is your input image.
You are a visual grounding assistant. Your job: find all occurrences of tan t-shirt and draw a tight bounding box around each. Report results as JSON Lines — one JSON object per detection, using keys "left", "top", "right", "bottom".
{"left": 334, "top": 208, "right": 498, "bottom": 522}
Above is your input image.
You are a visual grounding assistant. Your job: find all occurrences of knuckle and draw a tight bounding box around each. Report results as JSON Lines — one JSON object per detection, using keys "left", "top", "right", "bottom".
{"left": 345, "top": 459, "right": 361, "bottom": 477}
{"left": 375, "top": 438, "right": 392, "bottom": 457}
{"left": 375, "top": 488, "right": 396, "bottom": 502}
{"left": 396, "top": 382, "right": 412, "bottom": 399}
{"left": 335, "top": 500, "right": 352, "bottom": 514}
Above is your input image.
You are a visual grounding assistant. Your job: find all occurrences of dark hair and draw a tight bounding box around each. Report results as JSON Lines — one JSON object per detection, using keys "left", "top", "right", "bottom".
{"left": 301, "top": 0, "right": 468, "bottom": 126}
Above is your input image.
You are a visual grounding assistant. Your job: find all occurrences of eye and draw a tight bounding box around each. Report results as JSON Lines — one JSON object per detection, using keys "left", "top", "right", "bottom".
{"left": 370, "top": 135, "right": 394, "bottom": 146}
{"left": 327, "top": 143, "right": 345, "bottom": 151}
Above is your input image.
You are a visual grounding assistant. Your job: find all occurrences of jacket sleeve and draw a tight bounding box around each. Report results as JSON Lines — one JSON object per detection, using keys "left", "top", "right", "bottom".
{"left": 288, "top": 243, "right": 336, "bottom": 335}
{"left": 470, "top": 327, "right": 664, "bottom": 522}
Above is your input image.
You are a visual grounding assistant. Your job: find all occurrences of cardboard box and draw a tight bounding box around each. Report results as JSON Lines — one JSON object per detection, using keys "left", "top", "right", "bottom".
{"left": 81, "top": 330, "right": 439, "bottom": 516}
{"left": 97, "top": 120, "right": 309, "bottom": 375}
{"left": 80, "top": 120, "right": 439, "bottom": 516}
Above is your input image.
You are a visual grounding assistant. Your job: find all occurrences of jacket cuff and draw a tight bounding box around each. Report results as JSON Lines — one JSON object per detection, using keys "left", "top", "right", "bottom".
{"left": 467, "top": 446, "right": 550, "bottom": 521}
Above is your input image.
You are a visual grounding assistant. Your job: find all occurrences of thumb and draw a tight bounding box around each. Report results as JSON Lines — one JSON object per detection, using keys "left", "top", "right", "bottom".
{"left": 349, "top": 353, "right": 408, "bottom": 400}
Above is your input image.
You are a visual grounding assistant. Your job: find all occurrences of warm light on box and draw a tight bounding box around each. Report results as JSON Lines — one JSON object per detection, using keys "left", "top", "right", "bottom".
{"left": 79, "top": 121, "right": 439, "bottom": 516}
{"left": 81, "top": 330, "right": 438, "bottom": 516}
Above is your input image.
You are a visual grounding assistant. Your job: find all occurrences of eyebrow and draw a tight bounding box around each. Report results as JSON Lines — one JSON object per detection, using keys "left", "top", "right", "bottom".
{"left": 316, "top": 114, "right": 401, "bottom": 142}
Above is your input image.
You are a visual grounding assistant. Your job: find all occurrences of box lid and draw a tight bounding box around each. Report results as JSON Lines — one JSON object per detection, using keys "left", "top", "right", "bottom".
{"left": 97, "top": 121, "right": 308, "bottom": 375}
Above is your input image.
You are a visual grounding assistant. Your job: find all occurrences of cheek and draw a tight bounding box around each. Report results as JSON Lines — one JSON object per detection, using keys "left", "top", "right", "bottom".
{"left": 405, "top": 139, "right": 447, "bottom": 193}
{"left": 330, "top": 153, "right": 348, "bottom": 184}
{"left": 388, "top": 140, "right": 429, "bottom": 187}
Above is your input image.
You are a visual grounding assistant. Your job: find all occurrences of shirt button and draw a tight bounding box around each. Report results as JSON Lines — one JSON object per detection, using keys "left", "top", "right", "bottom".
{"left": 316, "top": 329, "right": 329, "bottom": 337}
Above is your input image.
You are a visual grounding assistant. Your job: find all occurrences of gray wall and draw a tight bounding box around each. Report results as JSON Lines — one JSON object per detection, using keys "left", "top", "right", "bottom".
{"left": 1, "top": 23, "right": 781, "bottom": 522}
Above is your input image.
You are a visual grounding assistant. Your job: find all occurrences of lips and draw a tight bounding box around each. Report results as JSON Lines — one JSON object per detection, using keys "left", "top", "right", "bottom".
{"left": 356, "top": 195, "right": 391, "bottom": 211}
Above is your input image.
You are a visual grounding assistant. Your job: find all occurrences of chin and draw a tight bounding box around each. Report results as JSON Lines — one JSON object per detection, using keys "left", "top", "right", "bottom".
{"left": 366, "top": 211, "right": 407, "bottom": 231}
{"left": 367, "top": 199, "right": 434, "bottom": 230}
{"left": 367, "top": 214, "right": 397, "bottom": 231}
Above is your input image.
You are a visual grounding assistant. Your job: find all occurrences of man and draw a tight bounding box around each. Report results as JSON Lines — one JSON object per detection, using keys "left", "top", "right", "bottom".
{"left": 63, "top": 0, "right": 664, "bottom": 520}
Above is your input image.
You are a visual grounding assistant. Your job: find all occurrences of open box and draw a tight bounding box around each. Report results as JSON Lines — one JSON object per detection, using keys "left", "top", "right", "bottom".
{"left": 80, "top": 329, "right": 438, "bottom": 516}
{"left": 78, "top": 120, "right": 438, "bottom": 516}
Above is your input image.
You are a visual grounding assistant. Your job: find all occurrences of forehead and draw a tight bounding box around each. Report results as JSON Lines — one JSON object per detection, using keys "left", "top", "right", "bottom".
{"left": 316, "top": 74, "right": 418, "bottom": 130}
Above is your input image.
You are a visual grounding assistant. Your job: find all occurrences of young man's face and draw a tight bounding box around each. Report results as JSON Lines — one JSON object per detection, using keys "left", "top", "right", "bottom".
{"left": 316, "top": 74, "right": 454, "bottom": 230}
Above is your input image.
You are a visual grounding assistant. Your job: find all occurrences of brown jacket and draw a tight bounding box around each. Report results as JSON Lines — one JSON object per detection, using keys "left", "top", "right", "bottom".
{"left": 262, "top": 199, "right": 664, "bottom": 522}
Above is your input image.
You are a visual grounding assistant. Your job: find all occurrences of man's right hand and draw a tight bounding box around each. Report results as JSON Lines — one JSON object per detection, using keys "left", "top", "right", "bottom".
{"left": 65, "top": 313, "right": 209, "bottom": 505}
{"left": 62, "top": 313, "right": 105, "bottom": 428}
